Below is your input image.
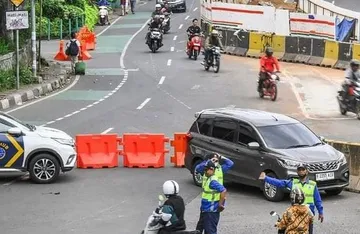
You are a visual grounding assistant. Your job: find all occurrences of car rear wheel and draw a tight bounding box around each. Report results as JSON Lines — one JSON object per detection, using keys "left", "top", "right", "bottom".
{"left": 29, "top": 154, "right": 60, "bottom": 184}
{"left": 325, "top": 188, "right": 344, "bottom": 196}
{"left": 262, "top": 172, "right": 284, "bottom": 202}
{"left": 192, "top": 160, "right": 203, "bottom": 187}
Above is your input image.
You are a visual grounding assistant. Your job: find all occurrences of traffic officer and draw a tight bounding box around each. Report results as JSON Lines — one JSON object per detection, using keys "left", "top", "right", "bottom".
{"left": 199, "top": 160, "right": 227, "bottom": 234}
{"left": 259, "top": 164, "right": 324, "bottom": 234}
{"left": 194, "top": 153, "right": 234, "bottom": 232}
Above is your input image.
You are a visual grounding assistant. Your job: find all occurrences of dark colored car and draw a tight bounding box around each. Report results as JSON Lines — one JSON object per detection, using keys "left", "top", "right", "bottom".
{"left": 184, "top": 108, "right": 350, "bottom": 202}
{"left": 167, "top": 0, "right": 186, "bottom": 12}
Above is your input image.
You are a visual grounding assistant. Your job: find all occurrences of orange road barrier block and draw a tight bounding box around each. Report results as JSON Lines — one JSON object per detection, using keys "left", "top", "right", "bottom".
{"left": 54, "top": 40, "right": 68, "bottom": 61}
{"left": 76, "top": 134, "right": 121, "bottom": 169}
{"left": 122, "top": 133, "right": 169, "bottom": 168}
{"left": 170, "top": 133, "right": 188, "bottom": 167}
{"left": 78, "top": 40, "right": 92, "bottom": 60}
{"left": 80, "top": 26, "right": 96, "bottom": 50}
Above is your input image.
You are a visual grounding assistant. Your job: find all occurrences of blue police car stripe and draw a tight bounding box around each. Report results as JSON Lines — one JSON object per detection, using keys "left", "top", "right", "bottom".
{"left": 0, "top": 134, "right": 25, "bottom": 168}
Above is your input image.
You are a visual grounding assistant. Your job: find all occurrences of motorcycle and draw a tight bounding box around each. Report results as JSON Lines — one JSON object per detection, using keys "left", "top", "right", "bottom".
{"left": 147, "top": 28, "right": 163, "bottom": 53}
{"left": 98, "top": 6, "right": 109, "bottom": 26}
{"left": 186, "top": 33, "right": 202, "bottom": 60}
{"left": 258, "top": 71, "right": 280, "bottom": 101}
{"left": 141, "top": 195, "right": 200, "bottom": 234}
{"left": 270, "top": 211, "right": 285, "bottom": 234}
{"left": 337, "top": 80, "right": 360, "bottom": 119}
{"left": 203, "top": 46, "right": 221, "bottom": 73}
{"left": 161, "top": 12, "right": 171, "bottom": 34}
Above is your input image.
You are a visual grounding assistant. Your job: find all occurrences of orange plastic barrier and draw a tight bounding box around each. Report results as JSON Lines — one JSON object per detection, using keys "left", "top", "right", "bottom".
{"left": 170, "top": 133, "right": 188, "bottom": 167}
{"left": 122, "top": 133, "right": 169, "bottom": 168}
{"left": 76, "top": 134, "right": 121, "bottom": 168}
{"left": 81, "top": 26, "right": 96, "bottom": 50}
{"left": 78, "top": 40, "right": 92, "bottom": 60}
{"left": 54, "top": 40, "right": 68, "bottom": 61}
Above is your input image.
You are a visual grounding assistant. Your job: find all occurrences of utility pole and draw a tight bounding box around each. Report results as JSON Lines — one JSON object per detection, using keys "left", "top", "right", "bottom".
{"left": 38, "top": 0, "right": 42, "bottom": 70}
{"left": 31, "top": 0, "right": 37, "bottom": 77}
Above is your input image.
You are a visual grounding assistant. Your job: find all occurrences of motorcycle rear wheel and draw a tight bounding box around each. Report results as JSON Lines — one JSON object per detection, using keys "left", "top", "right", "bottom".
{"left": 193, "top": 50, "right": 198, "bottom": 60}
{"left": 339, "top": 104, "right": 347, "bottom": 115}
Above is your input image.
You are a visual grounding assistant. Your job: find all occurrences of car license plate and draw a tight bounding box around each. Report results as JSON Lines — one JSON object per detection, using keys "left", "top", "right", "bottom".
{"left": 315, "top": 172, "right": 334, "bottom": 181}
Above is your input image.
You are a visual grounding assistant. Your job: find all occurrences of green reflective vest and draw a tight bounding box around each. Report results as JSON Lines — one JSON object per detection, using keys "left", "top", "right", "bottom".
{"left": 202, "top": 175, "right": 221, "bottom": 204}
{"left": 292, "top": 178, "right": 316, "bottom": 204}
{"left": 215, "top": 166, "right": 223, "bottom": 185}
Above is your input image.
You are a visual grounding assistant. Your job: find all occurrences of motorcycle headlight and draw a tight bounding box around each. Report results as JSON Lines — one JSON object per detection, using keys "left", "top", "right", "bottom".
{"left": 277, "top": 158, "right": 302, "bottom": 170}
{"left": 338, "top": 153, "right": 347, "bottom": 166}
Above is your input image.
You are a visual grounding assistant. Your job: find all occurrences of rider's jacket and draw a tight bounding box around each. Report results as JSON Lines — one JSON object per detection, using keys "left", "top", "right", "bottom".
{"left": 187, "top": 26, "right": 201, "bottom": 35}
{"left": 204, "top": 36, "right": 224, "bottom": 50}
{"left": 276, "top": 204, "right": 314, "bottom": 234}
{"left": 160, "top": 195, "right": 186, "bottom": 231}
{"left": 260, "top": 55, "right": 280, "bottom": 73}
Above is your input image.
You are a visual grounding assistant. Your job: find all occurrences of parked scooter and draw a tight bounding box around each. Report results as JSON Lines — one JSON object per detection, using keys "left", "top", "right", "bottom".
{"left": 270, "top": 211, "right": 285, "bottom": 234}
{"left": 141, "top": 195, "right": 200, "bottom": 234}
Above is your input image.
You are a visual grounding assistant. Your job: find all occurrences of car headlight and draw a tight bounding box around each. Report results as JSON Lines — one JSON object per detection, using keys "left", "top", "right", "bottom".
{"left": 277, "top": 158, "right": 302, "bottom": 170}
{"left": 338, "top": 153, "right": 347, "bottom": 166}
{"left": 52, "top": 138, "right": 74, "bottom": 146}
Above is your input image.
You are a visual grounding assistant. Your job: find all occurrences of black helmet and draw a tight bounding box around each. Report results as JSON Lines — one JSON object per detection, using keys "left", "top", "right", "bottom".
{"left": 204, "top": 160, "right": 216, "bottom": 170}
{"left": 290, "top": 187, "right": 305, "bottom": 204}
{"left": 350, "top": 59, "right": 360, "bottom": 67}
{"left": 265, "top": 47, "right": 273, "bottom": 56}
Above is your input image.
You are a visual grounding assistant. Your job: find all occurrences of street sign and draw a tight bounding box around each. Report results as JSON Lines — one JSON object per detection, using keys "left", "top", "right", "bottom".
{"left": 6, "top": 11, "right": 29, "bottom": 30}
{"left": 10, "top": 0, "right": 25, "bottom": 7}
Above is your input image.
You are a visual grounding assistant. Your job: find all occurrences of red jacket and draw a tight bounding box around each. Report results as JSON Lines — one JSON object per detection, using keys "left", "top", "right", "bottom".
{"left": 260, "top": 55, "right": 280, "bottom": 73}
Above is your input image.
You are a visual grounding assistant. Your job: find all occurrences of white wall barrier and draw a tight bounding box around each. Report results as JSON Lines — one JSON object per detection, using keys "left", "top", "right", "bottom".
{"left": 297, "top": 0, "right": 360, "bottom": 41}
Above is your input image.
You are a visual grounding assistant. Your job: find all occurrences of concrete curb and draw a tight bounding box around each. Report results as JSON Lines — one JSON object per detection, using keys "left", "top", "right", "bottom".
{"left": 0, "top": 75, "right": 72, "bottom": 111}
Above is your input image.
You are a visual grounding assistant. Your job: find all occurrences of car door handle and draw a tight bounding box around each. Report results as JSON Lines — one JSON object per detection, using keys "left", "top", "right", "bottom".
{"left": 208, "top": 139, "right": 213, "bottom": 143}
{"left": 234, "top": 148, "right": 240, "bottom": 152}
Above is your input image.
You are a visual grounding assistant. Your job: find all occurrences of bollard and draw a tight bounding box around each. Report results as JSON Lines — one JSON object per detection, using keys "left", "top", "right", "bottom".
{"left": 60, "top": 19, "right": 63, "bottom": 40}
{"left": 47, "top": 18, "right": 51, "bottom": 41}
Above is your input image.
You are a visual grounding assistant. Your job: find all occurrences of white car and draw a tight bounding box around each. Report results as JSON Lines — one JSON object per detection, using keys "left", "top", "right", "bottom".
{"left": 0, "top": 112, "right": 76, "bottom": 184}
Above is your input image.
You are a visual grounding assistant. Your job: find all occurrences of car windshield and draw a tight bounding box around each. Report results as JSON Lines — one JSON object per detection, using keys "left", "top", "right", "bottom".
{"left": 257, "top": 123, "right": 322, "bottom": 149}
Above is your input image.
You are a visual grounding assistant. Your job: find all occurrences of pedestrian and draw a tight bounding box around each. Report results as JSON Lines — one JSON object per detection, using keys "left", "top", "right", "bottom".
{"left": 199, "top": 160, "right": 227, "bottom": 234}
{"left": 194, "top": 153, "right": 234, "bottom": 233}
{"left": 259, "top": 164, "right": 324, "bottom": 234}
{"left": 130, "top": 0, "right": 136, "bottom": 14}
{"left": 65, "top": 32, "right": 80, "bottom": 74}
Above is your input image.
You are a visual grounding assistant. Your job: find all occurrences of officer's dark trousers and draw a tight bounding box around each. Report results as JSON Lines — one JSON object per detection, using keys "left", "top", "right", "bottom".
{"left": 196, "top": 212, "right": 220, "bottom": 234}
{"left": 309, "top": 223, "right": 313, "bottom": 234}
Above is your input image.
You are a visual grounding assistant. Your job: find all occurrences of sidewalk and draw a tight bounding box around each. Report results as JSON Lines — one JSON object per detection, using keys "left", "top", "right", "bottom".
{"left": 0, "top": 8, "right": 124, "bottom": 111}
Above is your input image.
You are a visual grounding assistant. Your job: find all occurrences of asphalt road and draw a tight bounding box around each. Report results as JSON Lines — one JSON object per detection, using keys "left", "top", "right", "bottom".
{"left": 323, "top": 0, "right": 360, "bottom": 12}
{"left": 0, "top": 0, "right": 360, "bottom": 233}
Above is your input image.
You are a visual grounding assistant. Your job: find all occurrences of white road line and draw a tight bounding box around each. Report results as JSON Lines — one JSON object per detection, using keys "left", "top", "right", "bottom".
{"left": 170, "top": 47, "right": 174, "bottom": 52}
{"left": 191, "top": 84, "right": 200, "bottom": 89}
{"left": 185, "top": 15, "right": 189, "bottom": 20}
{"left": 159, "top": 76, "right": 166, "bottom": 85}
{"left": 136, "top": 98, "right": 151, "bottom": 110}
{"left": 193, "top": 7, "right": 198, "bottom": 11}
{"left": 97, "top": 16, "right": 123, "bottom": 37}
{"left": 167, "top": 59, "right": 172, "bottom": 66}
{"left": 101, "top": 127, "right": 114, "bottom": 134}
{"left": 179, "top": 24, "right": 183, "bottom": 29}
{"left": 173, "top": 35, "right": 177, "bottom": 40}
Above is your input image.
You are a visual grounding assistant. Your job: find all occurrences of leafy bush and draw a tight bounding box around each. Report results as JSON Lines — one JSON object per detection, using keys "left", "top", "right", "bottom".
{"left": 85, "top": 4, "right": 98, "bottom": 31}
{"left": 0, "top": 38, "right": 15, "bottom": 56}
{"left": 0, "top": 66, "right": 36, "bottom": 91}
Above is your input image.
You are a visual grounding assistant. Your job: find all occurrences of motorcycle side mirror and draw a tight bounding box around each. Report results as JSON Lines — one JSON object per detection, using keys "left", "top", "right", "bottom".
{"left": 270, "top": 211, "right": 277, "bottom": 216}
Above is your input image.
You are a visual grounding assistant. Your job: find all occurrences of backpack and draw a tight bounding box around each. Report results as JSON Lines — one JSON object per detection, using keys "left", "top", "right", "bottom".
{"left": 66, "top": 40, "right": 79, "bottom": 56}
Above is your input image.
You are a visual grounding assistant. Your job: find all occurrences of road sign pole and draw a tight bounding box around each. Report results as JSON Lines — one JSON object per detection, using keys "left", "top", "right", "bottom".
{"left": 38, "top": 0, "right": 43, "bottom": 71}
{"left": 14, "top": 5, "right": 20, "bottom": 90}
{"left": 31, "top": 0, "right": 37, "bottom": 77}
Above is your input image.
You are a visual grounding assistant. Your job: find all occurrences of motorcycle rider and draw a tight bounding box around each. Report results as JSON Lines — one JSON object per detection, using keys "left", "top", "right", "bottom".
{"left": 161, "top": 2, "right": 172, "bottom": 13}
{"left": 186, "top": 18, "right": 201, "bottom": 41}
{"left": 98, "top": 6, "right": 110, "bottom": 25}
{"left": 158, "top": 180, "right": 186, "bottom": 234}
{"left": 145, "top": 15, "right": 163, "bottom": 47}
{"left": 258, "top": 47, "right": 280, "bottom": 92}
{"left": 276, "top": 188, "right": 314, "bottom": 234}
{"left": 194, "top": 153, "right": 234, "bottom": 233}
{"left": 341, "top": 59, "right": 360, "bottom": 100}
{"left": 201, "top": 29, "right": 224, "bottom": 65}
{"left": 152, "top": 4, "right": 164, "bottom": 17}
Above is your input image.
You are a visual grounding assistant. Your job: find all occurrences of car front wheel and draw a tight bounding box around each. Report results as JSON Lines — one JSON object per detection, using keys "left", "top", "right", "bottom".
{"left": 29, "top": 154, "right": 61, "bottom": 184}
{"left": 262, "top": 172, "right": 284, "bottom": 202}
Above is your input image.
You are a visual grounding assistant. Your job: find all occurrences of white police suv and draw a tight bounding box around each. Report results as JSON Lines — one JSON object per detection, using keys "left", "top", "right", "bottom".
{"left": 0, "top": 112, "right": 76, "bottom": 184}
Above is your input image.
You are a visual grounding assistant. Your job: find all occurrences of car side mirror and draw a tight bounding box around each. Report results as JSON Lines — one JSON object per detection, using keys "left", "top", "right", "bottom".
{"left": 7, "top": 127, "right": 23, "bottom": 136}
{"left": 319, "top": 136, "right": 326, "bottom": 142}
{"left": 248, "top": 142, "right": 260, "bottom": 150}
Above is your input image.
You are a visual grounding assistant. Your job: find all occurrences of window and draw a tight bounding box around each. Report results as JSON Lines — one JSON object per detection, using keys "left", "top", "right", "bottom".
{"left": 211, "top": 120, "right": 236, "bottom": 142}
{"left": 197, "top": 117, "right": 212, "bottom": 136}
{"left": 238, "top": 123, "right": 258, "bottom": 145}
{"left": 257, "top": 123, "right": 322, "bottom": 149}
{"left": 0, "top": 119, "right": 13, "bottom": 133}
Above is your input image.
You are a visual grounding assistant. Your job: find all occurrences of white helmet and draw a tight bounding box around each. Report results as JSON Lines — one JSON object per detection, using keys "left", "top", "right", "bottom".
{"left": 163, "top": 180, "right": 179, "bottom": 196}
{"left": 156, "top": 4, "right": 161, "bottom": 8}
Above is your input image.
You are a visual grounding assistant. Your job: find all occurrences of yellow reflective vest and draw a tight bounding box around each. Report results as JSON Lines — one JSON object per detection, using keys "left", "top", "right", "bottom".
{"left": 292, "top": 178, "right": 316, "bottom": 204}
